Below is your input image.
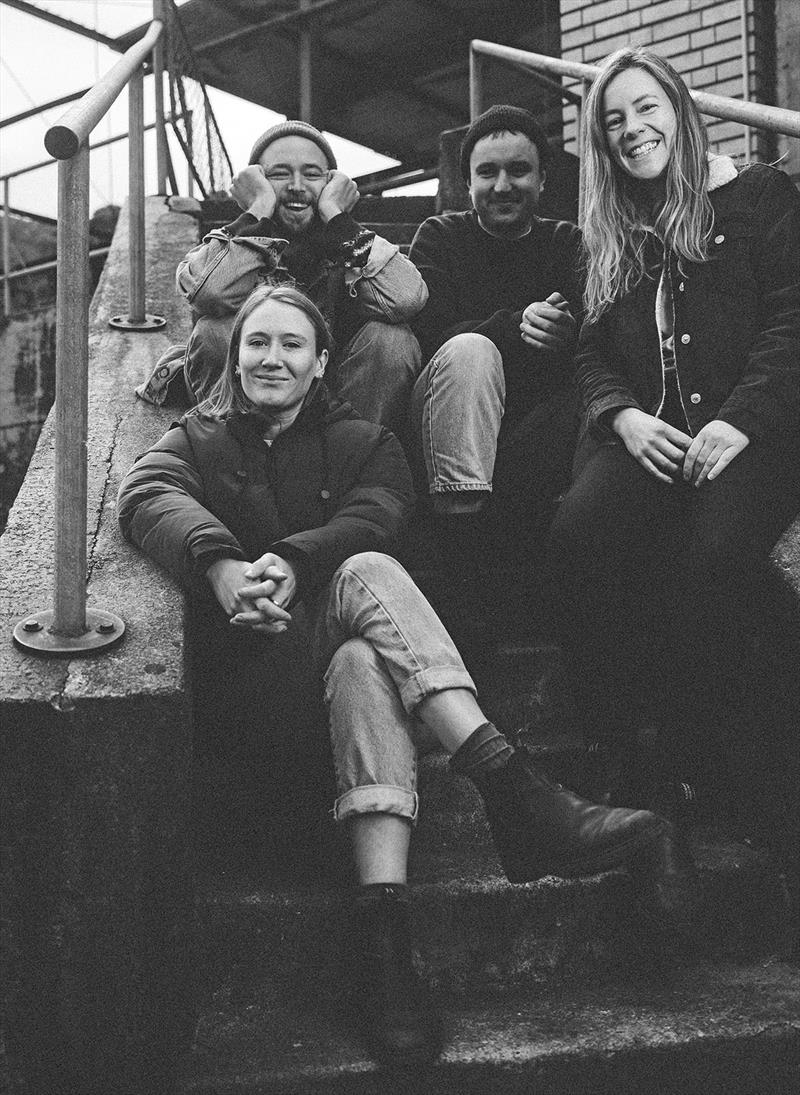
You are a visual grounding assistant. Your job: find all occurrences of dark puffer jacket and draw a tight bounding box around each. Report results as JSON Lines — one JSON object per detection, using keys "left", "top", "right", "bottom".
{"left": 117, "top": 382, "right": 415, "bottom": 604}
{"left": 577, "top": 158, "right": 800, "bottom": 450}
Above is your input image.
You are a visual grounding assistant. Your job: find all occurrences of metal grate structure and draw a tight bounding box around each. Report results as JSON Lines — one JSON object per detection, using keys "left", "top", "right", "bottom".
{"left": 163, "top": 0, "right": 234, "bottom": 198}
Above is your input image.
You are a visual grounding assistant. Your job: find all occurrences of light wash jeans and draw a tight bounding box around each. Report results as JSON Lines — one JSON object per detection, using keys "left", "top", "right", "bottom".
{"left": 411, "top": 332, "right": 505, "bottom": 495}
{"left": 310, "top": 552, "right": 476, "bottom": 823}
{"left": 335, "top": 321, "right": 422, "bottom": 432}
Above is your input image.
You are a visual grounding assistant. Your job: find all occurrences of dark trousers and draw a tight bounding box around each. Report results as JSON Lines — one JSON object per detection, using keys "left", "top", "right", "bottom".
{"left": 545, "top": 439, "right": 800, "bottom": 786}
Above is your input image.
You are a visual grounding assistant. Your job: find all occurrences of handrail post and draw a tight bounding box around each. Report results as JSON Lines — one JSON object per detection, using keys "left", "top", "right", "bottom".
{"left": 129, "top": 66, "right": 146, "bottom": 324}
{"left": 13, "top": 145, "right": 125, "bottom": 653}
{"left": 577, "top": 77, "right": 591, "bottom": 227}
{"left": 152, "top": 0, "right": 169, "bottom": 193}
{"left": 2, "top": 177, "right": 10, "bottom": 316}
{"left": 470, "top": 44, "right": 484, "bottom": 121}
{"left": 109, "top": 66, "right": 165, "bottom": 329}
{"left": 53, "top": 148, "right": 90, "bottom": 636}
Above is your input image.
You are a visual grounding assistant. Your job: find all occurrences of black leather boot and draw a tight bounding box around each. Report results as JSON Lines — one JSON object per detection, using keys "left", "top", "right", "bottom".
{"left": 350, "top": 885, "right": 443, "bottom": 1067}
{"left": 466, "top": 746, "right": 668, "bottom": 882}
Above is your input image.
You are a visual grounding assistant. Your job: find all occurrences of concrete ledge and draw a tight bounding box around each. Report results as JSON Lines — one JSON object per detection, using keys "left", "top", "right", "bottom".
{"left": 1, "top": 196, "right": 200, "bottom": 1094}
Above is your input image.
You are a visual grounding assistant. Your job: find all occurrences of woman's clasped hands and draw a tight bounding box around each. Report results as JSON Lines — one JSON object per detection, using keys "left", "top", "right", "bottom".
{"left": 612, "top": 407, "right": 749, "bottom": 486}
{"left": 206, "top": 552, "right": 297, "bottom": 634}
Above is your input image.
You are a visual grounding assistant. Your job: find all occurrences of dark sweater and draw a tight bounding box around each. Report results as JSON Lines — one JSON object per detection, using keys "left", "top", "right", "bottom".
{"left": 410, "top": 209, "right": 583, "bottom": 417}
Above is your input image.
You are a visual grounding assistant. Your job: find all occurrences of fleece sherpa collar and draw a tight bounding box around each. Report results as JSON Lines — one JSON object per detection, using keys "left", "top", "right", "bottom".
{"left": 707, "top": 154, "right": 738, "bottom": 192}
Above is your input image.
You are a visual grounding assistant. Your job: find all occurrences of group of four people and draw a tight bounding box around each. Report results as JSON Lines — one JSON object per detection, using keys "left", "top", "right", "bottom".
{"left": 120, "top": 47, "right": 800, "bottom": 1068}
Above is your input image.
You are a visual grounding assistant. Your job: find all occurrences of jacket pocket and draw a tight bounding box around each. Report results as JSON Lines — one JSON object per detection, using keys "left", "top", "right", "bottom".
{"left": 685, "top": 220, "right": 754, "bottom": 298}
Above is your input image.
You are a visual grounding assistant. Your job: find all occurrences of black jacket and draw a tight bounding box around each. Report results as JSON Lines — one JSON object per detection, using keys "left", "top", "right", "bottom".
{"left": 409, "top": 209, "right": 583, "bottom": 419}
{"left": 578, "top": 160, "right": 800, "bottom": 448}
{"left": 117, "top": 382, "right": 415, "bottom": 603}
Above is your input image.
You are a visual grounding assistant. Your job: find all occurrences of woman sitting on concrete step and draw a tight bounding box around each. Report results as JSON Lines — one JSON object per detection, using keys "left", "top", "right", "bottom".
{"left": 546, "top": 47, "right": 800, "bottom": 843}
{"left": 118, "top": 284, "right": 676, "bottom": 1068}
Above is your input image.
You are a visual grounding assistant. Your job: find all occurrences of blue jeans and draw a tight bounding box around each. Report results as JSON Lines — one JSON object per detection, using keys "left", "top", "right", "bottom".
{"left": 335, "top": 321, "right": 422, "bottom": 432}
{"left": 310, "top": 552, "right": 476, "bottom": 823}
{"left": 411, "top": 333, "right": 504, "bottom": 495}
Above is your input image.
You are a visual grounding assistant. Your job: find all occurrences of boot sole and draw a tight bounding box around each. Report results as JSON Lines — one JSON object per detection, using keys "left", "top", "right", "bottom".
{"left": 501, "top": 815, "right": 669, "bottom": 884}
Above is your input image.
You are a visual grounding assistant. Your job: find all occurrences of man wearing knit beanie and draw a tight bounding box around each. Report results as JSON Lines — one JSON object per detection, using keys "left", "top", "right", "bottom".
{"left": 408, "top": 104, "right": 583, "bottom": 618}
{"left": 139, "top": 120, "right": 426, "bottom": 434}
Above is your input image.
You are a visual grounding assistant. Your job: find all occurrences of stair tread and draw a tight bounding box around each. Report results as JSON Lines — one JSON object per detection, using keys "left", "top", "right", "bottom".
{"left": 178, "top": 958, "right": 800, "bottom": 1094}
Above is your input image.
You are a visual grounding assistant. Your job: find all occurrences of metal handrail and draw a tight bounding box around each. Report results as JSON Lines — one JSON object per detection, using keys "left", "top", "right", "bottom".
{"left": 469, "top": 40, "right": 800, "bottom": 139}
{"left": 12, "top": 8, "right": 170, "bottom": 657}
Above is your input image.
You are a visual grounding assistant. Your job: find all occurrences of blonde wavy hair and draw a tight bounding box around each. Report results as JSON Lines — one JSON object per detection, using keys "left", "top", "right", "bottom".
{"left": 582, "top": 47, "right": 713, "bottom": 323}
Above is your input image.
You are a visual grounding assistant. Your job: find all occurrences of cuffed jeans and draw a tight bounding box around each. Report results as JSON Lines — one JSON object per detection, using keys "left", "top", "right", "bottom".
{"left": 311, "top": 552, "right": 476, "bottom": 824}
{"left": 335, "top": 321, "right": 422, "bottom": 433}
{"left": 411, "top": 333, "right": 505, "bottom": 495}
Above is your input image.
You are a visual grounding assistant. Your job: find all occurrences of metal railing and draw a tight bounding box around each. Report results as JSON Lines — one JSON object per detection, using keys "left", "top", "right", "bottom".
{"left": 469, "top": 40, "right": 800, "bottom": 220}
{"left": 12, "top": 5, "right": 171, "bottom": 657}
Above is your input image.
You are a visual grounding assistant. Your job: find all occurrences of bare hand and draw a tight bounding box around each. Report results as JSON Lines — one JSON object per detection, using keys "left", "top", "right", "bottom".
{"left": 520, "top": 291, "right": 576, "bottom": 352}
{"left": 682, "top": 420, "right": 749, "bottom": 487}
{"left": 317, "top": 170, "right": 359, "bottom": 223}
{"left": 230, "top": 552, "right": 297, "bottom": 635}
{"left": 612, "top": 408, "right": 692, "bottom": 484}
{"left": 230, "top": 166, "right": 277, "bottom": 219}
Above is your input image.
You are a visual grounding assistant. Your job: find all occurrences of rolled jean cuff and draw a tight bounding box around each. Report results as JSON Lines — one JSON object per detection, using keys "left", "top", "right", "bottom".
{"left": 399, "top": 665, "right": 477, "bottom": 714}
{"left": 334, "top": 785, "right": 419, "bottom": 824}
{"left": 430, "top": 482, "right": 492, "bottom": 494}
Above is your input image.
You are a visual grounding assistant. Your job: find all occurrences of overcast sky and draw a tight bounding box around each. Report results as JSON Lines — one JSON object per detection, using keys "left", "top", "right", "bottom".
{"left": 1, "top": 0, "right": 412, "bottom": 219}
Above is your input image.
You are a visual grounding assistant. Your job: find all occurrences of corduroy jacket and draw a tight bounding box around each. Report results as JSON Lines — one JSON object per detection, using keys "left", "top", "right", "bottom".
{"left": 117, "top": 382, "right": 415, "bottom": 605}
{"left": 577, "top": 157, "right": 800, "bottom": 450}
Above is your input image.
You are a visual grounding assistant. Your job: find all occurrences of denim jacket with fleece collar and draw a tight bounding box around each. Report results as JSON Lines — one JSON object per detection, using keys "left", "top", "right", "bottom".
{"left": 577, "top": 156, "right": 800, "bottom": 451}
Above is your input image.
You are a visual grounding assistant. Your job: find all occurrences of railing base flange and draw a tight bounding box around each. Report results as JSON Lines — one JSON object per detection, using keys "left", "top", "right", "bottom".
{"left": 109, "top": 313, "right": 166, "bottom": 330}
{"left": 13, "top": 608, "right": 126, "bottom": 656}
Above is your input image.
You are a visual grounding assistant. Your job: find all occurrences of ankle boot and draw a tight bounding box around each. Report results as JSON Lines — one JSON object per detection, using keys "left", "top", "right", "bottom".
{"left": 467, "top": 746, "right": 668, "bottom": 882}
{"left": 350, "top": 885, "right": 443, "bottom": 1066}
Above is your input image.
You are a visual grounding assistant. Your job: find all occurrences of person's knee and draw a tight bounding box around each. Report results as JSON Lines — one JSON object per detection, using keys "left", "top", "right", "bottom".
{"left": 353, "top": 321, "right": 421, "bottom": 373}
{"left": 338, "top": 551, "right": 403, "bottom": 588}
{"left": 434, "top": 332, "right": 502, "bottom": 377}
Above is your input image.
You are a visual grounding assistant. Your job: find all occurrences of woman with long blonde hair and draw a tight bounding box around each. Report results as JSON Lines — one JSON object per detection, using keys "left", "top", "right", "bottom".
{"left": 547, "top": 48, "right": 800, "bottom": 837}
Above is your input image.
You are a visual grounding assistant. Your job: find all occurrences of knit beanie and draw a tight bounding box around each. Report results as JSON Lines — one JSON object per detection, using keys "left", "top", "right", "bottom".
{"left": 460, "top": 105, "right": 550, "bottom": 181}
{"left": 249, "top": 120, "right": 337, "bottom": 169}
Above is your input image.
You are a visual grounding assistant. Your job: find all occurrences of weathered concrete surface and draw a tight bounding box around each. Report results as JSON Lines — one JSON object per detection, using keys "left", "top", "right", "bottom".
{"left": 178, "top": 959, "right": 800, "bottom": 1094}
{"left": 1, "top": 195, "right": 201, "bottom": 1094}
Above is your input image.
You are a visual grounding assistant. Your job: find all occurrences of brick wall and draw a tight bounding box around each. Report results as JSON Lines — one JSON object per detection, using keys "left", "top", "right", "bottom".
{"left": 559, "top": 0, "right": 776, "bottom": 164}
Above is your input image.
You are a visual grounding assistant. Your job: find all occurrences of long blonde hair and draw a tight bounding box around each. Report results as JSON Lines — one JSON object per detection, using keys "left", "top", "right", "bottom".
{"left": 582, "top": 47, "right": 713, "bottom": 323}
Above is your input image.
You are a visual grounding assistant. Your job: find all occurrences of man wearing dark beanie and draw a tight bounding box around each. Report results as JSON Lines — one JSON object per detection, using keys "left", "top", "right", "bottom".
{"left": 409, "top": 104, "right": 582, "bottom": 591}
{"left": 139, "top": 120, "right": 426, "bottom": 434}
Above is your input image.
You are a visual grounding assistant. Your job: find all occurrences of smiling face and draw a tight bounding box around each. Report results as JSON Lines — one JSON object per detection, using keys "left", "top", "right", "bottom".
{"left": 258, "top": 135, "right": 329, "bottom": 236}
{"left": 602, "top": 67, "right": 677, "bottom": 186}
{"left": 237, "top": 298, "right": 327, "bottom": 421}
{"left": 468, "top": 131, "right": 544, "bottom": 238}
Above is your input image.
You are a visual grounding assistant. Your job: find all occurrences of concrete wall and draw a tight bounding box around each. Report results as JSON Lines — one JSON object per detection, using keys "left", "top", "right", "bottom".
{"left": 0, "top": 195, "right": 201, "bottom": 1094}
{"left": 560, "top": 0, "right": 778, "bottom": 163}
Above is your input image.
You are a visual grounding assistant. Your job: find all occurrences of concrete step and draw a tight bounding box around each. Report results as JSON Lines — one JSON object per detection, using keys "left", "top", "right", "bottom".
{"left": 177, "top": 959, "right": 800, "bottom": 1094}
{"left": 192, "top": 828, "right": 793, "bottom": 1012}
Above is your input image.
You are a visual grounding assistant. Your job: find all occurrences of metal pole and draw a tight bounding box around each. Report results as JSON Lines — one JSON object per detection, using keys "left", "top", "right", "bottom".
{"left": 108, "top": 69, "right": 165, "bottom": 330}
{"left": 577, "top": 78, "right": 591, "bottom": 227}
{"left": 299, "top": 0, "right": 312, "bottom": 122}
{"left": 740, "top": 0, "right": 752, "bottom": 161}
{"left": 469, "top": 46, "right": 484, "bottom": 121}
{"left": 52, "top": 147, "right": 90, "bottom": 637}
{"left": 152, "top": 0, "right": 169, "bottom": 193}
{"left": 2, "top": 178, "right": 10, "bottom": 315}
{"left": 129, "top": 66, "right": 146, "bottom": 324}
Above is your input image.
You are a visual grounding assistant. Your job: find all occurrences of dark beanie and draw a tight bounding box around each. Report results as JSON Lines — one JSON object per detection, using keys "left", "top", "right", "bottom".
{"left": 249, "top": 120, "right": 337, "bottom": 169}
{"left": 460, "top": 105, "right": 550, "bottom": 181}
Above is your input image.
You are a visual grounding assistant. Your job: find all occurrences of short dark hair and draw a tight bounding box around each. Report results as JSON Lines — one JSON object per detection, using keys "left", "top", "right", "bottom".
{"left": 460, "top": 104, "right": 551, "bottom": 181}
